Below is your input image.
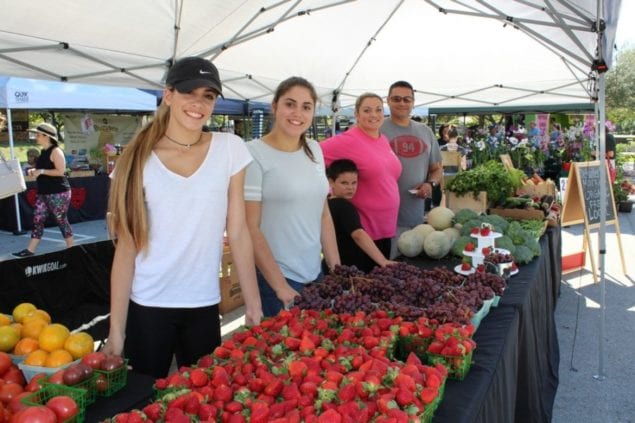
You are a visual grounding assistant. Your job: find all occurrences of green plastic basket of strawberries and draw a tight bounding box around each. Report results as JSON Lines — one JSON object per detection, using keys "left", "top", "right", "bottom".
{"left": 425, "top": 323, "right": 476, "bottom": 380}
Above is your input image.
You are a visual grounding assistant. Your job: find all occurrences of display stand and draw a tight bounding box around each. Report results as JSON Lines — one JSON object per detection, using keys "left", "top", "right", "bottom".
{"left": 560, "top": 161, "right": 626, "bottom": 281}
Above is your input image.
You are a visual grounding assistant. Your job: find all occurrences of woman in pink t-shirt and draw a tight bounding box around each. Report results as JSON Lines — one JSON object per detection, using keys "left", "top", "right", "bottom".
{"left": 320, "top": 93, "right": 402, "bottom": 260}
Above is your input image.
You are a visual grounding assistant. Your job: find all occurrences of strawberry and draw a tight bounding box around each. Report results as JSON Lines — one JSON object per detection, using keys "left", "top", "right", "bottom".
{"left": 248, "top": 378, "right": 265, "bottom": 393}
{"left": 465, "top": 242, "right": 475, "bottom": 252}
{"left": 480, "top": 226, "right": 491, "bottom": 236}
{"left": 225, "top": 401, "right": 243, "bottom": 413}
{"left": 318, "top": 409, "right": 343, "bottom": 423}
{"left": 299, "top": 335, "right": 316, "bottom": 355}
{"left": 264, "top": 379, "right": 283, "bottom": 397}
{"left": 213, "top": 346, "right": 231, "bottom": 359}
{"left": 300, "top": 381, "right": 318, "bottom": 397}
{"left": 419, "top": 387, "right": 438, "bottom": 404}
{"left": 284, "top": 337, "right": 301, "bottom": 351}
{"left": 282, "top": 383, "right": 301, "bottom": 401}
{"left": 213, "top": 384, "right": 233, "bottom": 402}
{"left": 228, "top": 414, "right": 246, "bottom": 423}
{"left": 249, "top": 401, "right": 270, "bottom": 423}
{"left": 127, "top": 411, "right": 146, "bottom": 423}
{"left": 481, "top": 247, "right": 491, "bottom": 256}
{"left": 198, "top": 403, "right": 218, "bottom": 421}
{"left": 142, "top": 402, "right": 164, "bottom": 421}
{"left": 338, "top": 383, "right": 356, "bottom": 403}
{"left": 211, "top": 366, "right": 230, "bottom": 387}
{"left": 395, "top": 388, "right": 415, "bottom": 407}
{"left": 470, "top": 227, "right": 479, "bottom": 235}
{"left": 269, "top": 402, "right": 286, "bottom": 419}
{"left": 163, "top": 408, "right": 189, "bottom": 423}
{"left": 288, "top": 360, "right": 307, "bottom": 378}
{"left": 461, "top": 262, "right": 472, "bottom": 271}
{"left": 477, "top": 264, "right": 485, "bottom": 273}
{"left": 377, "top": 397, "right": 398, "bottom": 414}
{"left": 167, "top": 373, "right": 191, "bottom": 388}
{"left": 184, "top": 394, "right": 201, "bottom": 415}
{"left": 189, "top": 368, "right": 208, "bottom": 388}
{"left": 285, "top": 408, "right": 302, "bottom": 423}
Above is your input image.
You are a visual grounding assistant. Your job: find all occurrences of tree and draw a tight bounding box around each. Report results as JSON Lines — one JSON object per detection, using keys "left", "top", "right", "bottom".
{"left": 606, "top": 46, "right": 635, "bottom": 133}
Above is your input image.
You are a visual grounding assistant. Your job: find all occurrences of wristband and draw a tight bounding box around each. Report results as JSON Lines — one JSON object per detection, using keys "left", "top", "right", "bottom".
{"left": 39, "top": 169, "right": 44, "bottom": 176}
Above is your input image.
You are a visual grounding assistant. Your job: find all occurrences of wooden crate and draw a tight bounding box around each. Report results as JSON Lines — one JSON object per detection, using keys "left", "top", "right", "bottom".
{"left": 489, "top": 208, "right": 545, "bottom": 220}
{"left": 219, "top": 248, "right": 244, "bottom": 315}
{"left": 445, "top": 191, "right": 488, "bottom": 214}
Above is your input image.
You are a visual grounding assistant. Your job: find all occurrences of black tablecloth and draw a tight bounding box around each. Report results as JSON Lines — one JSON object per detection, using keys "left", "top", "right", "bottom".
{"left": 426, "top": 227, "right": 561, "bottom": 422}
{"left": 0, "top": 175, "right": 110, "bottom": 231}
{"left": 0, "top": 229, "right": 561, "bottom": 422}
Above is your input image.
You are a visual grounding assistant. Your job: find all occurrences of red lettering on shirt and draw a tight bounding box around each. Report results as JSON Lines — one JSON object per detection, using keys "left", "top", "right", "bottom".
{"left": 390, "top": 135, "right": 427, "bottom": 158}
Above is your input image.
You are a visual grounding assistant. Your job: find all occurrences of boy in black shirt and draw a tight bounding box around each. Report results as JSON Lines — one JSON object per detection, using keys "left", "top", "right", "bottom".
{"left": 327, "top": 159, "right": 395, "bottom": 273}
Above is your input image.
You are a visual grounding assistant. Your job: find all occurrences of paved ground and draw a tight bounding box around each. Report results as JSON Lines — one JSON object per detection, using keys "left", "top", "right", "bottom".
{"left": 1, "top": 201, "right": 634, "bottom": 422}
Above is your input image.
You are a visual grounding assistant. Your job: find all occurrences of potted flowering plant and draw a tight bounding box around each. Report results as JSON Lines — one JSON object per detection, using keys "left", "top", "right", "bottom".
{"left": 613, "top": 175, "right": 634, "bottom": 213}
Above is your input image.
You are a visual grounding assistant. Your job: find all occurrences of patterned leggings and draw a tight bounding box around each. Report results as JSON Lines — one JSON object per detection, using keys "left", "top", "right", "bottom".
{"left": 31, "top": 191, "right": 73, "bottom": 239}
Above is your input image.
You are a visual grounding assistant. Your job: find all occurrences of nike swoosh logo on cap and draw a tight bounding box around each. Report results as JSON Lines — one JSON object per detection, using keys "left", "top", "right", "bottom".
{"left": 199, "top": 70, "right": 211, "bottom": 74}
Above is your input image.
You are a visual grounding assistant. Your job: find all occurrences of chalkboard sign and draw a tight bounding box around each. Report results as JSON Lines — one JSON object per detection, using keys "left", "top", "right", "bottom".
{"left": 577, "top": 162, "right": 615, "bottom": 225}
{"left": 561, "top": 161, "right": 617, "bottom": 227}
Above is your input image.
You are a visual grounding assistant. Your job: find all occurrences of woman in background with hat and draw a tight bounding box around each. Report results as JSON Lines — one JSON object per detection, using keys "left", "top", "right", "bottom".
{"left": 102, "top": 56, "right": 262, "bottom": 377}
{"left": 12, "top": 123, "right": 73, "bottom": 258}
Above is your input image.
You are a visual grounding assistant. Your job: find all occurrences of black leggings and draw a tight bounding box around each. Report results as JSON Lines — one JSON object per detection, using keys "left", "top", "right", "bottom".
{"left": 124, "top": 301, "right": 221, "bottom": 378}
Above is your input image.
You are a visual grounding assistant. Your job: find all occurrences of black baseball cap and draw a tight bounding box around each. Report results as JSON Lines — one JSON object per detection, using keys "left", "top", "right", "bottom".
{"left": 166, "top": 57, "right": 223, "bottom": 97}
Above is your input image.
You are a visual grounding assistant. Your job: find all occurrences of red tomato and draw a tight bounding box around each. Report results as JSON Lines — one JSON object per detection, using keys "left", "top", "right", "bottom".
{"left": 25, "top": 373, "right": 47, "bottom": 393}
{"left": 46, "top": 369, "right": 66, "bottom": 385}
{"left": 2, "top": 365, "right": 25, "bottom": 387}
{"left": 81, "top": 352, "right": 106, "bottom": 370}
{"left": 0, "top": 382, "right": 23, "bottom": 404}
{"left": 46, "top": 395, "right": 78, "bottom": 421}
{"left": 12, "top": 405, "right": 57, "bottom": 423}
{"left": 0, "top": 352, "right": 11, "bottom": 375}
{"left": 95, "top": 373, "right": 108, "bottom": 393}
{"left": 7, "top": 391, "right": 31, "bottom": 414}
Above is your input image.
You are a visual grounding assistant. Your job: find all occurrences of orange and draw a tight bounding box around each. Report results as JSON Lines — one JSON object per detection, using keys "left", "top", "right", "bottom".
{"left": 0, "top": 314, "right": 11, "bottom": 326}
{"left": 13, "top": 337, "right": 39, "bottom": 356}
{"left": 12, "top": 303, "right": 37, "bottom": 323}
{"left": 21, "top": 318, "right": 48, "bottom": 340}
{"left": 38, "top": 323, "right": 70, "bottom": 353}
{"left": 64, "top": 332, "right": 94, "bottom": 360}
{"left": 23, "top": 309, "right": 52, "bottom": 325}
{"left": 0, "top": 325, "right": 20, "bottom": 352}
{"left": 45, "top": 349, "right": 73, "bottom": 368}
{"left": 24, "top": 349, "right": 49, "bottom": 366}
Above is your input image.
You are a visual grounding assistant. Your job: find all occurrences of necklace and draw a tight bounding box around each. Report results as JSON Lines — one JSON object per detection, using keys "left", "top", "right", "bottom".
{"left": 164, "top": 132, "right": 203, "bottom": 150}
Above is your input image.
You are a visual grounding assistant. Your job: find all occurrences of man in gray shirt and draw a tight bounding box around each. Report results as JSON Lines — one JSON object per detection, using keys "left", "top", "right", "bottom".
{"left": 381, "top": 81, "right": 443, "bottom": 258}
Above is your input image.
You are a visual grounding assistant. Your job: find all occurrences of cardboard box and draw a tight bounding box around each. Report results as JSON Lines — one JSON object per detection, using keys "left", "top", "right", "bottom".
{"left": 445, "top": 191, "right": 488, "bottom": 214}
{"left": 69, "top": 170, "right": 95, "bottom": 178}
{"left": 516, "top": 180, "right": 556, "bottom": 198}
{"left": 488, "top": 207, "right": 545, "bottom": 220}
{"left": 219, "top": 249, "right": 244, "bottom": 315}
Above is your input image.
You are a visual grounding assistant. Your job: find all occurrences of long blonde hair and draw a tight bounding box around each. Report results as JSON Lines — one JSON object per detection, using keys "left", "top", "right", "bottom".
{"left": 107, "top": 101, "right": 170, "bottom": 251}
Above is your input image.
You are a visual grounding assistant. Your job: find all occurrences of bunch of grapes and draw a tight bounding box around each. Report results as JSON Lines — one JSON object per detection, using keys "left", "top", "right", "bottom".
{"left": 485, "top": 252, "right": 514, "bottom": 264}
{"left": 466, "top": 272, "right": 507, "bottom": 296}
{"left": 332, "top": 292, "right": 376, "bottom": 314}
{"left": 293, "top": 284, "right": 332, "bottom": 310}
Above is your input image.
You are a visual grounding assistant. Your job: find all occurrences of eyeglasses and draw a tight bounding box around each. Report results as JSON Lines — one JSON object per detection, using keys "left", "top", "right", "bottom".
{"left": 389, "top": 96, "right": 414, "bottom": 104}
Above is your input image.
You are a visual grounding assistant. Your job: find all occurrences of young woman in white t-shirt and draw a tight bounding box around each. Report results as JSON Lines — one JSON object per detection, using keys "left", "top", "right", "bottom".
{"left": 102, "top": 57, "right": 262, "bottom": 377}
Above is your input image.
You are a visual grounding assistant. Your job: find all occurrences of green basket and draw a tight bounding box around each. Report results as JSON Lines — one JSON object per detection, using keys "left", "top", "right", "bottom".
{"left": 43, "top": 373, "right": 98, "bottom": 405}
{"left": 396, "top": 334, "right": 432, "bottom": 362}
{"left": 420, "top": 400, "right": 437, "bottom": 423}
{"left": 425, "top": 350, "right": 473, "bottom": 380}
{"left": 94, "top": 359, "right": 128, "bottom": 397}
{"left": 22, "top": 383, "right": 87, "bottom": 423}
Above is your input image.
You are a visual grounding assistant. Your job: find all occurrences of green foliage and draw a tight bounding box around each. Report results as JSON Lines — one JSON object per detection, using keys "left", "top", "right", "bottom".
{"left": 446, "top": 160, "right": 523, "bottom": 206}
{"left": 494, "top": 235, "right": 516, "bottom": 255}
{"left": 453, "top": 208, "right": 480, "bottom": 225}
{"left": 513, "top": 245, "right": 534, "bottom": 265}
{"left": 452, "top": 235, "right": 474, "bottom": 258}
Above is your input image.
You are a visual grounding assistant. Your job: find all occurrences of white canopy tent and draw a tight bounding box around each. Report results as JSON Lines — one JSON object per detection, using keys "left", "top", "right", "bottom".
{"left": 0, "top": 1, "right": 621, "bottom": 110}
{"left": 0, "top": 0, "right": 623, "bottom": 377}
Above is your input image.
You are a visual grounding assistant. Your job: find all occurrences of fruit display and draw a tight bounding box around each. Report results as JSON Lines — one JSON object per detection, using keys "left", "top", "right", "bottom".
{"left": 294, "top": 263, "right": 504, "bottom": 326}
{"left": 451, "top": 211, "right": 542, "bottom": 265}
{"left": 397, "top": 208, "right": 458, "bottom": 259}
{"left": 0, "top": 303, "right": 95, "bottom": 369}
{"left": 104, "top": 308, "right": 469, "bottom": 422}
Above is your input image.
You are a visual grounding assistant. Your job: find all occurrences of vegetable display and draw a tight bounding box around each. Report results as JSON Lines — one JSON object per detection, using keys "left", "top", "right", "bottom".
{"left": 446, "top": 160, "right": 525, "bottom": 206}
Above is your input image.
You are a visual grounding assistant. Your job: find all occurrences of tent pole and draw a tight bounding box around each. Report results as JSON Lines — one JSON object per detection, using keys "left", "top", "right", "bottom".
{"left": 5, "top": 108, "right": 26, "bottom": 235}
{"left": 594, "top": 0, "right": 607, "bottom": 382}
